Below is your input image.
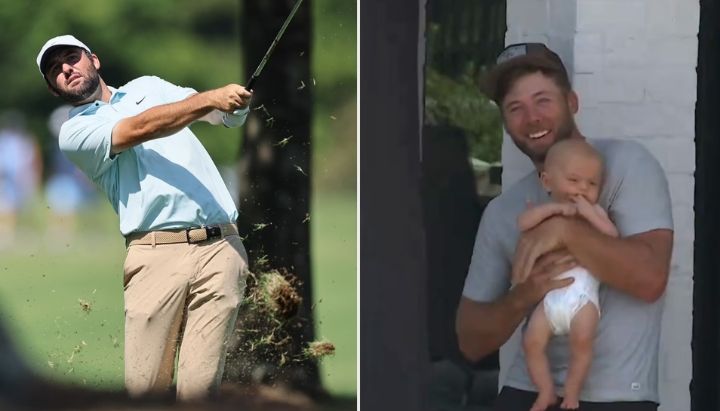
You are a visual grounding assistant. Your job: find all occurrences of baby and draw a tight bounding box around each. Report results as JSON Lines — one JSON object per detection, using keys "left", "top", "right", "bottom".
{"left": 515, "top": 139, "right": 619, "bottom": 411}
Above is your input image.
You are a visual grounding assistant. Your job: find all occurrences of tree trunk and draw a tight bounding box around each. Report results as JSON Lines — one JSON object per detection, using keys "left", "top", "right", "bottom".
{"left": 233, "top": 0, "right": 320, "bottom": 396}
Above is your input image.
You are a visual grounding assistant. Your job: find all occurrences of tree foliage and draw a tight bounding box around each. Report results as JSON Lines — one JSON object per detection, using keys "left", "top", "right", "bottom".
{"left": 423, "top": 1, "right": 505, "bottom": 163}
{"left": 424, "top": 68, "right": 502, "bottom": 163}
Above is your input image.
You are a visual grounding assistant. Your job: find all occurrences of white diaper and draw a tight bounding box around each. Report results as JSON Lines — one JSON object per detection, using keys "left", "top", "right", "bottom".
{"left": 543, "top": 266, "right": 600, "bottom": 335}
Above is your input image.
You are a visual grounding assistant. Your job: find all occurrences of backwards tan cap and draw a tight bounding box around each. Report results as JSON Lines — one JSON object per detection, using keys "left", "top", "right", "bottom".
{"left": 480, "top": 43, "right": 570, "bottom": 104}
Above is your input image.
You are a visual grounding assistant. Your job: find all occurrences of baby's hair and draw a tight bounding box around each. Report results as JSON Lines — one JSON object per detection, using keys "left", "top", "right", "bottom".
{"left": 545, "top": 139, "right": 604, "bottom": 171}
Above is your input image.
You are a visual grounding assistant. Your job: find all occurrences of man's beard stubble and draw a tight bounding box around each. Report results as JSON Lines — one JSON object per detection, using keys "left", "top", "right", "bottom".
{"left": 57, "top": 69, "right": 101, "bottom": 104}
{"left": 514, "top": 106, "right": 576, "bottom": 165}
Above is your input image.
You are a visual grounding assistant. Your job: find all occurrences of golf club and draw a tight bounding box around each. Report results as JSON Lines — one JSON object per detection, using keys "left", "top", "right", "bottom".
{"left": 246, "top": 0, "right": 304, "bottom": 91}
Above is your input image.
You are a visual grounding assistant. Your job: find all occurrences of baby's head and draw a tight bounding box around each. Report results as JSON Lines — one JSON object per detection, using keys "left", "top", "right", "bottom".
{"left": 540, "top": 139, "right": 604, "bottom": 204}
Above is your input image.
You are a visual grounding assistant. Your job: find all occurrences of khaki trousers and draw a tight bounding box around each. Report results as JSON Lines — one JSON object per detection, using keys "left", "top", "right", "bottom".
{"left": 122, "top": 234, "right": 248, "bottom": 400}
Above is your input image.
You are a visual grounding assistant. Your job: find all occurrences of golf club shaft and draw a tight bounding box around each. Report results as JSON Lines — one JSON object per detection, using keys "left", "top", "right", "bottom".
{"left": 246, "top": 0, "right": 304, "bottom": 90}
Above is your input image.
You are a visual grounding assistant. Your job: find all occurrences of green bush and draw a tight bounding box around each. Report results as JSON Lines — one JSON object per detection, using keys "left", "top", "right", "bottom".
{"left": 424, "top": 68, "right": 503, "bottom": 163}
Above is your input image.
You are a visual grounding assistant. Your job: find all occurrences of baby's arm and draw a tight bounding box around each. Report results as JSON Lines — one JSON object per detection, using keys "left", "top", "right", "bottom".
{"left": 513, "top": 202, "right": 578, "bottom": 286}
{"left": 518, "top": 202, "right": 577, "bottom": 231}
{"left": 573, "top": 196, "right": 619, "bottom": 237}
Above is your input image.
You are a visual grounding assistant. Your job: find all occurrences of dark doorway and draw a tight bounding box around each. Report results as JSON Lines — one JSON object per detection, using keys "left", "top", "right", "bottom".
{"left": 692, "top": 1, "right": 720, "bottom": 410}
{"left": 360, "top": 0, "right": 429, "bottom": 410}
{"left": 421, "top": 1, "right": 506, "bottom": 409}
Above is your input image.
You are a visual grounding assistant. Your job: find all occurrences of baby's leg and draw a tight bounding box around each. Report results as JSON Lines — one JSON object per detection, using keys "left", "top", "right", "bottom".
{"left": 523, "top": 304, "right": 557, "bottom": 411}
{"left": 561, "top": 302, "right": 599, "bottom": 410}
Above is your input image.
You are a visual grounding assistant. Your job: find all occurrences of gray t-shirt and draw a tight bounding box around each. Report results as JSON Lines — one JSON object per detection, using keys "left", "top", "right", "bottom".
{"left": 462, "top": 139, "right": 673, "bottom": 402}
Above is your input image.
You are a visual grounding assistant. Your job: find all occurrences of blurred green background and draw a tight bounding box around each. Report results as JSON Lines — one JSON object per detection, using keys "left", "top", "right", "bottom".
{"left": 0, "top": 0, "right": 356, "bottom": 398}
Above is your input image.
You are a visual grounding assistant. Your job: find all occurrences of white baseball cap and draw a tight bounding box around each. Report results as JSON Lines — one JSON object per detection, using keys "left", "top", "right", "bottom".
{"left": 37, "top": 35, "right": 92, "bottom": 77}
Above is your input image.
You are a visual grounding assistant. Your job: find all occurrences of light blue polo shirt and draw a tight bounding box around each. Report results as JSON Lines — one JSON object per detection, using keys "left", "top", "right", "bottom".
{"left": 59, "top": 75, "right": 245, "bottom": 236}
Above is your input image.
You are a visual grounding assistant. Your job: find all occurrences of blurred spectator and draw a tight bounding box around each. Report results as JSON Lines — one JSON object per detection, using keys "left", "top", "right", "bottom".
{"left": 44, "top": 105, "right": 96, "bottom": 241}
{"left": 0, "top": 111, "right": 42, "bottom": 248}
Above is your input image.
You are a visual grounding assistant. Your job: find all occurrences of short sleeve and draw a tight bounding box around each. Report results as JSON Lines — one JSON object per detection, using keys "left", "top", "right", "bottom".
{"left": 462, "top": 200, "right": 512, "bottom": 302}
{"left": 607, "top": 142, "right": 674, "bottom": 236}
{"left": 58, "top": 114, "right": 119, "bottom": 181}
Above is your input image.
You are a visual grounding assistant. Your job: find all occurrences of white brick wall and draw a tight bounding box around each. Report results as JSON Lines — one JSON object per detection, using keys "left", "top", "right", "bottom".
{"left": 576, "top": 0, "right": 646, "bottom": 34}
{"left": 501, "top": 1, "right": 697, "bottom": 410}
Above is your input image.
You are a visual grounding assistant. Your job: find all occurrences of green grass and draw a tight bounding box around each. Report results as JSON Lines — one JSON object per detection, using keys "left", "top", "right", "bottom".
{"left": 0, "top": 223, "right": 126, "bottom": 387}
{"left": 311, "top": 191, "right": 357, "bottom": 395}
{"left": 0, "top": 190, "right": 356, "bottom": 396}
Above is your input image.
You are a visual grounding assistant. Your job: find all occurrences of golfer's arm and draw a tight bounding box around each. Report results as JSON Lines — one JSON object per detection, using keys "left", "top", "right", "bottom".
{"left": 111, "top": 91, "right": 216, "bottom": 154}
{"left": 456, "top": 293, "right": 531, "bottom": 362}
{"left": 563, "top": 219, "right": 672, "bottom": 302}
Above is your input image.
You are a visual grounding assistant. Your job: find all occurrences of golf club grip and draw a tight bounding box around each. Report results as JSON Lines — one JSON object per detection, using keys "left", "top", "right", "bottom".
{"left": 246, "top": 76, "right": 256, "bottom": 91}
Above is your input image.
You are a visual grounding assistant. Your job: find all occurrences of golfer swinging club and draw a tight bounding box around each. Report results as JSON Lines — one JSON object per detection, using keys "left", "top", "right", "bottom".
{"left": 37, "top": 34, "right": 252, "bottom": 400}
